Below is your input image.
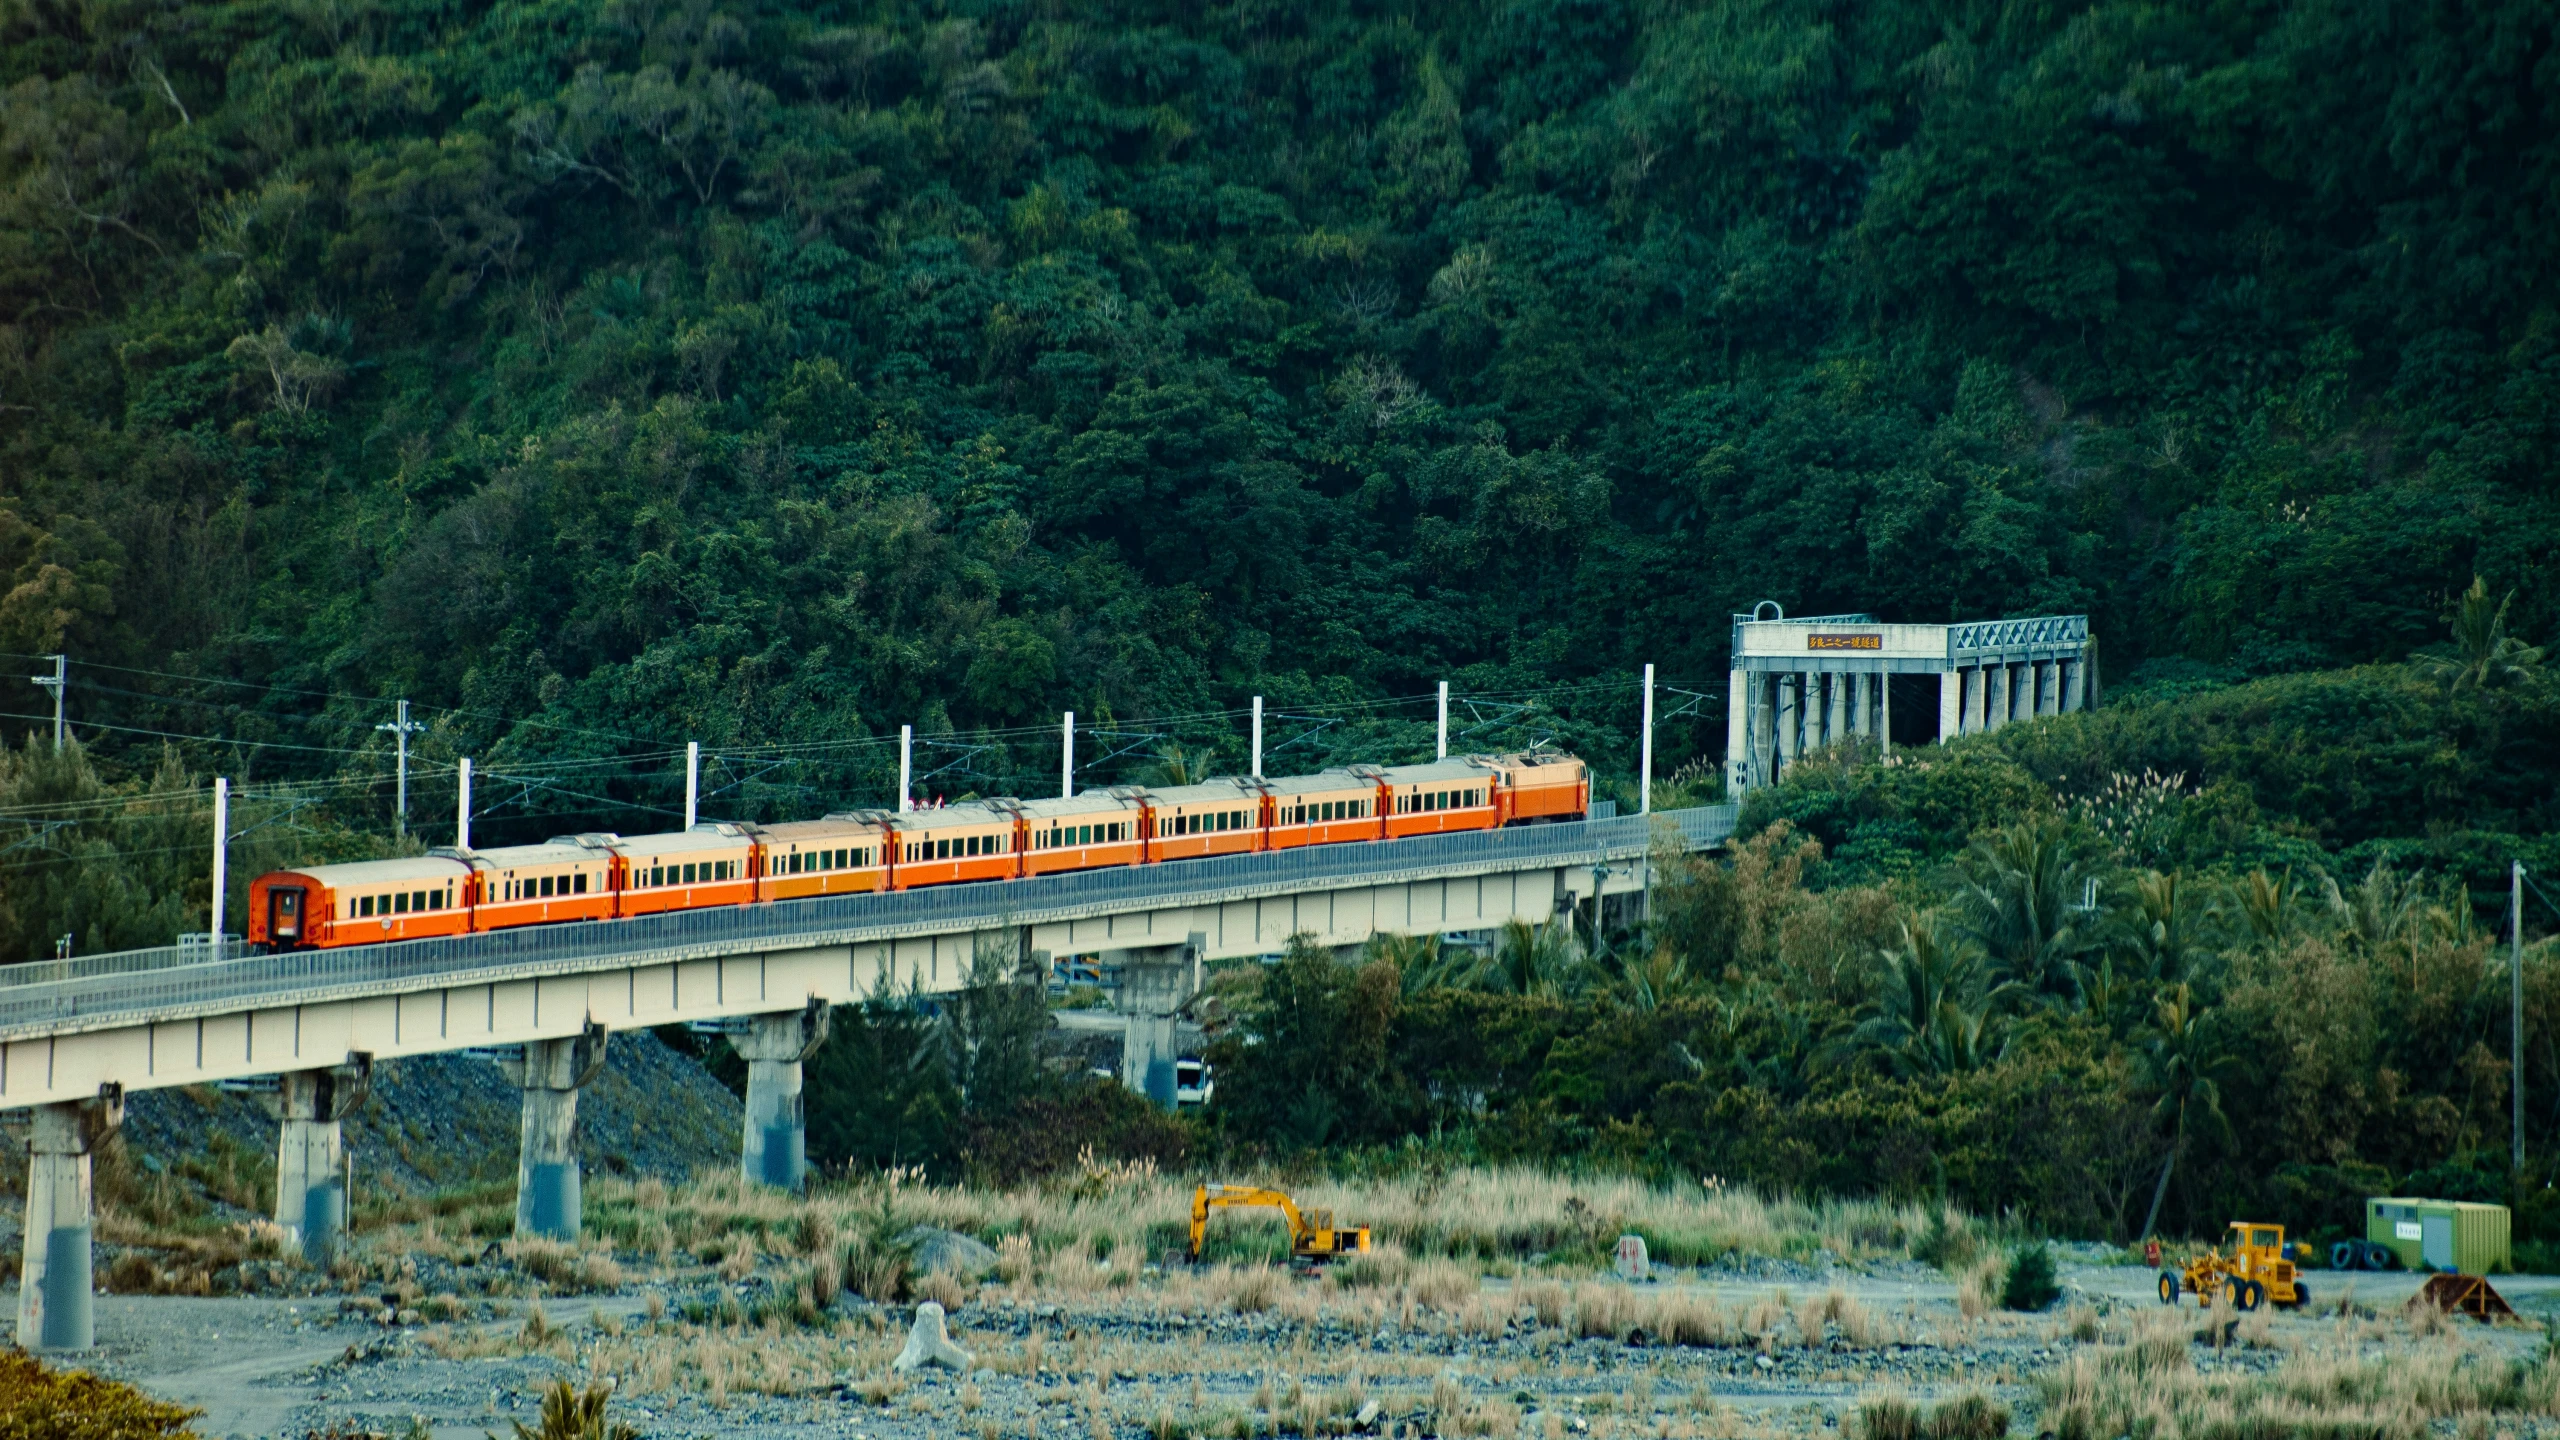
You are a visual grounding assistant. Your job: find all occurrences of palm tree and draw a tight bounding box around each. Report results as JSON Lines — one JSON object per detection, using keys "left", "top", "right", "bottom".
{"left": 1952, "top": 817, "right": 2094, "bottom": 998}
{"left": 2114, "top": 870, "right": 2220, "bottom": 984}
{"left": 2134, "top": 983, "right": 2235, "bottom": 1241}
{"left": 1366, "top": 930, "right": 1488, "bottom": 996}
{"left": 1833, "top": 918, "right": 2008, "bottom": 1077}
{"left": 1606, "top": 944, "right": 1700, "bottom": 1013}
{"left": 2232, "top": 866, "right": 2318, "bottom": 947}
{"left": 2415, "top": 576, "right": 2544, "bottom": 691}
{"left": 1148, "top": 742, "right": 1211, "bottom": 787}
{"left": 1485, "top": 918, "right": 1583, "bottom": 999}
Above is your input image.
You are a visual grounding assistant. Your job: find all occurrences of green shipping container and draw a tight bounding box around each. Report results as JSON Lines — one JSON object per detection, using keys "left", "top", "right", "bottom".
{"left": 2366, "top": 1198, "right": 2511, "bottom": 1275}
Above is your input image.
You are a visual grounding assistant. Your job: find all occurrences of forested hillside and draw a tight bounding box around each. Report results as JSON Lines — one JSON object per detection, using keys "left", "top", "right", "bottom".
{"left": 3, "top": 0, "right": 2553, "bottom": 827}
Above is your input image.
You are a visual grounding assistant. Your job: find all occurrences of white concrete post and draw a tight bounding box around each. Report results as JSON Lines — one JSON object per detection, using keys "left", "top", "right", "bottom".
{"left": 456, "top": 757, "right": 472, "bottom": 850}
{"left": 504, "top": 1026, "right": 606, "bottom": 1240}
{"left": 209, "top": 777, "right": 228, "bottom": 949}
{"left": 1939, "top": 670, "right": 1960, "bottom": 743}
{"left": 18, "top": 1092, "right": 117, "bottom": 1352}
{"left": 898, "top": 725, "right": 912, "bottom": 812}
{"left": 2064, "top": 657, "right": 2086, "bottom": 712}
{"left": 1881, "top": 674, "right": 1893, "bottom": 757}
{"left": 1967, "top": 668, "right": 1988, "bottom": 734}
{"left": 1639, "top": 664, "right": 1654, "bottom": 814}
{"left": 1725, "top": 668, "right": 1749, "bottom": 795}
{"left": 736, "top": 1002, "right": 830, "bottom": 1191}
{"left": 1825, "top": 672, "right": 1845, "bottom": 746}
{"left": 1436, "top": 681, "right": 1449, "bottom": 760}
{"left": 2038, "top": 661, "right": 2059, "bottom": 716}
{"left": 1988, "top": 664, "right": 2012, "bottom": 731}
{"left": 1251, "top": 696, "right": 1264, "bottom": 779}
{"left": 1754, "top": 673, "right": 1776, "bottom": 782}
{"left": 684, "top": 740, "right": 700, "bottom": 828}
{"left": 274, "top": 1067, "right": 361, "bottom": 1263}
{"left": 1849, "top": 673, "right": 1870, "bottom": 738}
{"left": 1062, "top": 711, "right": 1075, "bottom": 798}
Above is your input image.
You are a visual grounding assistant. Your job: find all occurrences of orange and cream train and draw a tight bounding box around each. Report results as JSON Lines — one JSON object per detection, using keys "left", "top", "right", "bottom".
{"left": 245, "top": 751, "right": 1590, "bottom": 950}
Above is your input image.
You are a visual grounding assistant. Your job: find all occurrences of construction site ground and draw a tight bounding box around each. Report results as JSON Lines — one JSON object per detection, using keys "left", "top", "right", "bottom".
{"left": 10, "top": 1259, "right": 2558, "bottom": 1440}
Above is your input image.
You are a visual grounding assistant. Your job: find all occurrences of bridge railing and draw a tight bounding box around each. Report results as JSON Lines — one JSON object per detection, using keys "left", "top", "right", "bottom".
{"left": 0, "top": 807, "right": 1735, "bottom": 1033}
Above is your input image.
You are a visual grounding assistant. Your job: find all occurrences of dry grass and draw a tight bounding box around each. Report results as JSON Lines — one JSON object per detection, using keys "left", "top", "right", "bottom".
{"left": 2038, "top": 1312, "right": 2560, "bottom": 1440}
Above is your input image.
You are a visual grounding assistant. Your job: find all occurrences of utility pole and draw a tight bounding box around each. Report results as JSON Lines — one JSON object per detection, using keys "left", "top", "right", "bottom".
{"left": 376, "top": 700, "right": 423, "bottom": 839}
{"left": 456, "top": 757, "right": 472, "bottom": 851}
{"left": 1251, "top": 696, "right": 1263, "bottom": 780}
{"left": 1436, "top": 681, "right": 1449, "bottom": 761}
{"left": 1639, "top": 663, "right": 1655, "bottom": 816}
{"left": 898, "top": 725, "right": 913, "bottom": 812}
{"left": 29, "top": 654, "right": 64, "bottom": 750}
{"left": 1061, "top": 711, "right": 1076, "bottom": 798}
{"left": 684, "top": 741, "right": 700, "bottom": 828}
{"left": 2517, "top": 860, "right": 2528, "bottom": 1180}
{"left": 209, "top": 776, "right": 229, "bottom": 951}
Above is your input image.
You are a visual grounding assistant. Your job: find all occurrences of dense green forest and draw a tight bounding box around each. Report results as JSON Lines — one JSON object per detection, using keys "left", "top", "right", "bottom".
{"left": 5, "top": 0, "right": 2559, "bottom": 1242}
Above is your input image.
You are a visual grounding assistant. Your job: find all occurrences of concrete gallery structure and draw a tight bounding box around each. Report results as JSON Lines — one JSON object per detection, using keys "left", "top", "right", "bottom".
{"left": 1724, "top": 606, "right": 2093, "bottom": 796}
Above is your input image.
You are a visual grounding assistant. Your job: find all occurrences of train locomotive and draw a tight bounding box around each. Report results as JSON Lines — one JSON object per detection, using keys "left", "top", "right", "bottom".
{"left": 246, "top": 750, "right": 1589, "bottom": 951}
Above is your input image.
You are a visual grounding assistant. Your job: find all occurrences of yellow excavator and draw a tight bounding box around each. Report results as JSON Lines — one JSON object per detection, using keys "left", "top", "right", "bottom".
{"left": 1186, "top": 1184, "right": 1371, "bottom": 1265}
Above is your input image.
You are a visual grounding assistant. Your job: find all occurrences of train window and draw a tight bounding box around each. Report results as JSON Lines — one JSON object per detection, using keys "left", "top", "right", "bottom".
{"left": 573, "top": 873, "right": 587, "bottom": 895}
{"left": 359, "top": 895, "right": 373, "bottom": 917}
{"left": 392, "top": 892, "right": 408, "bottom": 914}
{"left": 678, "top": 863, "right": 693, "bottom": 884}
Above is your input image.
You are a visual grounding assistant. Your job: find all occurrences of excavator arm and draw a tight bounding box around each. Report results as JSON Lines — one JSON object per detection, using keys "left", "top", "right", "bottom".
{"left": 1189, "top": 1185, "right": 1310, "bottom": 1260}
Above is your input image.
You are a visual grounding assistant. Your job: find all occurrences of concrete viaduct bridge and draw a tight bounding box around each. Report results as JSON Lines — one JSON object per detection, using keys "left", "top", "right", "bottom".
{"left": 2, "top": 805, "right": 1733, "bottom": 1350}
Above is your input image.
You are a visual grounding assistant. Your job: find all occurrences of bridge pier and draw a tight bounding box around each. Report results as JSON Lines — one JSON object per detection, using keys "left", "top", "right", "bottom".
{"left": 500, "top": 1023, "right": 607, "bottom": 1240}
{"left": 17, "top": 1088, "right": 120, "bottom": 1352}
{"left": 272, "top": 1059, "right": 368, "bottom": 1264}
{"left": 736, "top": 999, "right": 829, "bottom": 1191}
{"left": 1113, "top": 934, "right": 1205, "bottom": 1107}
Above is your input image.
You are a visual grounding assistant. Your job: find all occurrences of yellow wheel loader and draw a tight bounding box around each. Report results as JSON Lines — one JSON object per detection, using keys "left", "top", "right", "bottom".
{"left": 2158, "top": 1222, "right": 2311, "bottom": 1311}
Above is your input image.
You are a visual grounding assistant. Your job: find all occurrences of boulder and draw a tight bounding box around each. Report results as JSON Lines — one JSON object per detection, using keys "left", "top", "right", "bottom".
{"left": 892, "top": 1301, "right": 974, "bottom": 1373}
{"left": 898, "top": 1225, "right": 1000, "bottom": 1279}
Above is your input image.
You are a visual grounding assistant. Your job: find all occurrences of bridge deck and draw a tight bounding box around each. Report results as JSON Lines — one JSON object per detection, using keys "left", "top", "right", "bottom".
{"left": 1, "top": 807, "right": 1733, "bottom": 1043}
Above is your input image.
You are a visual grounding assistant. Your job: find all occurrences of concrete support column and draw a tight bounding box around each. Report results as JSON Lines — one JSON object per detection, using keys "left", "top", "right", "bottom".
{"left": 2037, "top": 661, "right": 2059, "bottom": 716}
{"left": 1753, "top": 674, "right": 1775, "bottom": 786}
{"left": 272, "top": 1059, "right": 368, "bottom": 1265}
{"left": 502, "top": 1022, "right": 607, "bottom": 1240}
{"left": 2064, "top": 657, "right": 2086, "bottom": 712}
{"left": 1963, "top": 667, "right": 1984, "bottom": 734}
{"left": 18, "top": 1089, "right": 120, "bottom": 1352}
{"left": 1725, "top": 667, "right": 1750, "bottom": 795}
{"left": 1775, "top": 675, "right": 1799, "bottom": 769}
{"left": 1939, "top": 670, "right": 1960, "bottom": 744}
{"left": 1849, "top": 673, "right": 1870, "bottom": 739}
{"left": 1824, "top": 673, "right": 1845, "bottom": 747}
{"left": 1987, "top": 664, "right": 2011, "bottom": 731}
{"left": 736, "top": 998, "right": 830, "bottom": 1191}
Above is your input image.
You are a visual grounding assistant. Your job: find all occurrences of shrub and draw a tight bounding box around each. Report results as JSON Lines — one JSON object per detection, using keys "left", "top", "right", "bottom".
{"left": 0, "top": 1351, "right": 201, "bottom": 1440}
{"left": 2002, "top": 1243, "right": 2060, "bottom": 1311}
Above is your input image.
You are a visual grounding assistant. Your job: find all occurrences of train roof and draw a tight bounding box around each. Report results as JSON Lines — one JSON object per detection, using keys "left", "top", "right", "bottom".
{"left": 886, "top": 802, "right": 1014, "bottom": 832}
{"left": 1378, "top": 758, "right": 1495, "bottom": 786}
{"left": 1145, "top": 779, "right": 1262, "bottom": 808}
{"left": 278, "top": 856, "right": 471, "bottom": 887}
{"left": 1017, "top": 791, "right": 1145, "bottom": 820}
{"left": 760, "top": 816, "right": 884, "bottom": 842}
{"left": 1262, "top": 768, "right": 1382, "bottom": 798}
{"left": 468, "top": 843, "right": 597, "bottom": 869}
{"left": 611, "top": 824, "right": 755, "bottom": 857}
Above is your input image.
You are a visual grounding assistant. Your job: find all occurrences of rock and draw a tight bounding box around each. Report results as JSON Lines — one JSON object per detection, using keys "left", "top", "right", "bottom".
{"left": 1754, "top": 1353, "right": 1775, "bottom": 1371}
{"left": 898, "top": 1226, "right": 1001, "bottom": 1279}
{"left": 1614, "top": 1235, "right": 1650, "bottom": 1281}
{"left": 1356, "top": 1400, "right": 1383, "bottom": 1429}
{"left": 892, "top": 1302, "right": 975, "bottom": 1373}
{"left": 972, "top": 1368, "right": 997, "bottom": 1383}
